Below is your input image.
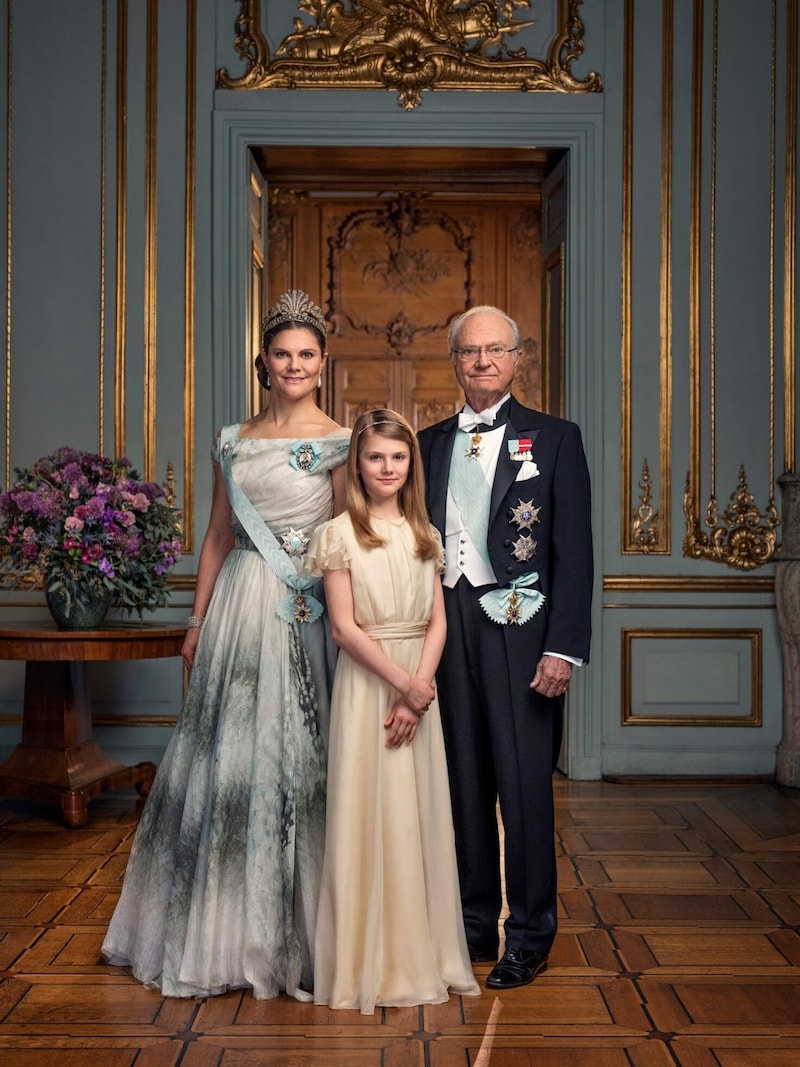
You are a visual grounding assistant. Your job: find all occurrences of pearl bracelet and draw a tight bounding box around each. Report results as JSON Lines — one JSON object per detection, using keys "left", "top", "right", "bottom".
{"left": 186, "top": 615, "right": 205, "bottom": 630}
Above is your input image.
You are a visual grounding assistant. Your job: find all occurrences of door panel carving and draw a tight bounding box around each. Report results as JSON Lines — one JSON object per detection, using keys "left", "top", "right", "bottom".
{"left": 266, "top": 189, "right": 545, "bottom": 428}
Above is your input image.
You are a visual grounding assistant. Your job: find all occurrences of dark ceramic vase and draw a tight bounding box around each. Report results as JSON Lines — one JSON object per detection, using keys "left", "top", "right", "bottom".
{"left": 44, "top": 574, "right": 112, "bottom": 630}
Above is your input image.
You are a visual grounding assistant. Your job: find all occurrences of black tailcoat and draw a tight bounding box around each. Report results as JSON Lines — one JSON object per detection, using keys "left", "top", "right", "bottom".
{"left": 418, "top": 396, "right": 593, "bottom": 955}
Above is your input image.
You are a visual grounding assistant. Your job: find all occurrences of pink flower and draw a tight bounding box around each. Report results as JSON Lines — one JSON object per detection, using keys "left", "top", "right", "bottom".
{"left": 64, "top": 516, "right": 84, "bottom": 534}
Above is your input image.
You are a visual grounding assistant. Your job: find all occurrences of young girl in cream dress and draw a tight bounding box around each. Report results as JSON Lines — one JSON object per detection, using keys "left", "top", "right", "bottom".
{"left": 306, "top": 409, "right": 480, "bottom": 1014}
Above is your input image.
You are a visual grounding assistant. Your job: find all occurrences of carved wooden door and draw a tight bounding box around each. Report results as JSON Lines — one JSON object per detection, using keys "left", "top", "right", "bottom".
{"left": 264, "top": 187, "right": 546, "bottom": 429}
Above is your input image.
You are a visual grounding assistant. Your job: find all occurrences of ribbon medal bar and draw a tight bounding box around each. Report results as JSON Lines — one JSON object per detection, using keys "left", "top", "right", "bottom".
{"left": 508, "top": 438, "right": 533, "bottom": 461}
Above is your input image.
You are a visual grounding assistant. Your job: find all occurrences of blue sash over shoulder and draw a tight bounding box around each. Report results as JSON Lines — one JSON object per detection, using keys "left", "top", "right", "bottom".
{"left": 218, "top": 424, "right": 324, "bottom": 625}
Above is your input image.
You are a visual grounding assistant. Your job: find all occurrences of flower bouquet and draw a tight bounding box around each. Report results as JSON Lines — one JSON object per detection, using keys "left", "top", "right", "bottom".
{"left": 0, "top": 447, "right": 182, "bottom": 623}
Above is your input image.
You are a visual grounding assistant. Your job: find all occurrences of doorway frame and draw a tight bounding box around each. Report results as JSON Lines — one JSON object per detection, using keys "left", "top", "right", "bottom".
{"left": 211, "top": 96, "right": 604, "bottom": 779}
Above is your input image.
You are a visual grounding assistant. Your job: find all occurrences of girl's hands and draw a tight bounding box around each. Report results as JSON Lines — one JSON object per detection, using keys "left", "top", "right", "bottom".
{"left": 403, "top": 674, "right": 435, "bottom": 715}
{"left": 384, "top": 700, "right": 421, "bottom": 748}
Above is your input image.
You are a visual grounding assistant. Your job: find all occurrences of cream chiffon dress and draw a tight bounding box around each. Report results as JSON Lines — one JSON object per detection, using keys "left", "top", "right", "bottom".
{"left": 306, "top": 512, "right": 480, "bottom": 1014}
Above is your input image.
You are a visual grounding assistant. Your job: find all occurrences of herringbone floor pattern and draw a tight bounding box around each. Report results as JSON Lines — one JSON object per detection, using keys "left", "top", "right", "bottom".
{"left": 1, "top": 776, "right": 799, "bottom": 1065}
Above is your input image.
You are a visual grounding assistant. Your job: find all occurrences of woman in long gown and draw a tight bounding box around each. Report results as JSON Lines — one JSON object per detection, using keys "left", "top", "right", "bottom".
{"left": 102, "top": 290, "right": 350, "bottom": 1000}
{"left": 306, "top": 409, "right": 480, "bottom": 1014}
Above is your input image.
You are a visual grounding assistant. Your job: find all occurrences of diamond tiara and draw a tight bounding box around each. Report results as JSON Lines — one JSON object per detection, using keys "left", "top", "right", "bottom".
{"left": 262, "top": 289, "right": 327, "bottom": 342}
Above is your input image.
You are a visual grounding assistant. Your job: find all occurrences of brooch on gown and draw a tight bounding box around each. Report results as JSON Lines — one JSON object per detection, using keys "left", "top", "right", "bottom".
{"left": 280, "top": 527, "right": 310, "bottom": 557}
{"left": 290, "top": 441, "right": 321, "bottom": 472}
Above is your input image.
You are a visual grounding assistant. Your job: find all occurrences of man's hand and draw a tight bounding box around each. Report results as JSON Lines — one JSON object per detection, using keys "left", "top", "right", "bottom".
{"left": 530, "top": 655, "right": 572, "bottom": 698}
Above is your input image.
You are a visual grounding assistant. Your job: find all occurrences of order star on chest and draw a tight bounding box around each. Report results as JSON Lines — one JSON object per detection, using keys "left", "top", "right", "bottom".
{"left": 512, "top": 534, "right": 538, "bottom": 562}
{"left": 280, "top": 527, "right": 309, "bottom": 557}
{"left": 510, "top": 499, "right": 541, "bottom": 530}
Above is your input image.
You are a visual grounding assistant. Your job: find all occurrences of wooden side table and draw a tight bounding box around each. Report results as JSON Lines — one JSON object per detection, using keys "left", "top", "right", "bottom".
{"left": 0, "top": 621, "right": 185, "bottom": 827}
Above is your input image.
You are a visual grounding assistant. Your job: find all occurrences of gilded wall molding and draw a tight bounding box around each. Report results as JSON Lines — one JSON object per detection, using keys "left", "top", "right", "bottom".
{"left": 785, "top": 0, "right": 797, "bottom": 472}
{"left": 604, "top": 574, "right": 774, "bottom": 593}
{"left": 621, "top": 627, "right": 762, "bottom": 726}
{"left": 143, "top": 0, "right": 158, "bottom": 483}
{"left": 683, "top": 0, "right": 780, "bottom": 570}
{"left": 182, "top": 0, "right": 197, "bottom": 552}
{"left": 114, "top": 0, "right": 128, "bottom": 460}
{"left": 99, "top": 0, "right": 108, "bottom": 449}
{"left": 621, "top": 0, "right": 672, "bottom": 555}
{"left": 217, "top": 0, "right": 601, "bottom": 110}
{"left": 4, "top": 0, "right": 12, "bottom": 490}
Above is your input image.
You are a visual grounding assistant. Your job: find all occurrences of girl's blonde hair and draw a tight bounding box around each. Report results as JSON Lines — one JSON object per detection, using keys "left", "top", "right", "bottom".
{"left": 347, "top": 409, "right": 439, "bottom": 560}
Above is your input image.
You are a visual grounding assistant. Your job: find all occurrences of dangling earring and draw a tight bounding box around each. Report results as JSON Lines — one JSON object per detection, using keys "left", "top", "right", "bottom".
{"left": 318, "top": 374, "right": 322, "bottom": 389}
{"left": 255, "top": 353, "right": 270, "bottom": 390}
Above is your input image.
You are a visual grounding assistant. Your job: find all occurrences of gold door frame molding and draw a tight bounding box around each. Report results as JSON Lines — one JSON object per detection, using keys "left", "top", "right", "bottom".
{"left": 217, "top": 0, "right": 602, "bottom": 111}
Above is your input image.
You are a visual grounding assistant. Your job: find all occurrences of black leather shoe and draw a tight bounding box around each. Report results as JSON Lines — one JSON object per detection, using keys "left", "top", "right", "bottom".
{"left": 486, "top": 948, "right": 548, "bottom": 989}
{"left": 468, "top": 944, "right": 498, "bottom": 963}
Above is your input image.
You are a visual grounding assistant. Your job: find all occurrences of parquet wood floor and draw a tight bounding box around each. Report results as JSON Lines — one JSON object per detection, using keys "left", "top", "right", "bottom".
{"left": 1, "top": 776, "right": 799, "bottom": 1065}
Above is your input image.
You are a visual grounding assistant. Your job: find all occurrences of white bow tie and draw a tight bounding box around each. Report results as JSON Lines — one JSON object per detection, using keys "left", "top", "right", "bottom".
{"left": 458, "top": 407, "right": 498, "bottom": 432}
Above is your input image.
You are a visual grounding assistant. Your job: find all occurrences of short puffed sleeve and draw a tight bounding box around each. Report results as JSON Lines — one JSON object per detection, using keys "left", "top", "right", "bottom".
{"left": 305, "top": 520, "right": 352, "bottom": 576}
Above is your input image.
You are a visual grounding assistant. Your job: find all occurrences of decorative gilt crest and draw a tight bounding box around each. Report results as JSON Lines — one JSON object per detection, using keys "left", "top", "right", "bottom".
{"left": 218, "top": 0, "right": 602, "bottom": 110}
{"left": 630, "top": 457, "right": 659, "bottom": 552}
{"left": 683, "top": 466, "right": 780, "bottom": 571}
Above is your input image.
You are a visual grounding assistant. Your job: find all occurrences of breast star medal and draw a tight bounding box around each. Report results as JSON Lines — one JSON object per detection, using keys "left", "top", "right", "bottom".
{"left": 280, "top": 527, "right": 309, "bottom": 557}
{"left": 510, "top": 499, "right": 541, "bottom": 531}
{"left": 512, "top": 535, "right": 538, "bottom": 562}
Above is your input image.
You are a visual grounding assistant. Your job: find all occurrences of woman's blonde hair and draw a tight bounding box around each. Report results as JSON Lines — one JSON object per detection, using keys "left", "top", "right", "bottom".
{"left": 347, "top": 409, "right": 439, "bottom": 560}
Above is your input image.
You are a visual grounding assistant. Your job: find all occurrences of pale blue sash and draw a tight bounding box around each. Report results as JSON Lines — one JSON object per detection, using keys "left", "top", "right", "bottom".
{"left": 448, "top": 429, "right": 491, "bottom": 568}
{"left": 218, "top": 424, "right": 324, "bottom": 624}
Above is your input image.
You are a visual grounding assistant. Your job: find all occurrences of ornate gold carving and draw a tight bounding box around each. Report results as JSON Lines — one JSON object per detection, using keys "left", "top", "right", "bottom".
{"left": 630, "top": 458, "right": 659, "bottom": 553}
{"left": 217, "top": 0, "right": 602, "bottom": 110}
{"left": 683, "top": 467, "right": 780, "bottom": 571}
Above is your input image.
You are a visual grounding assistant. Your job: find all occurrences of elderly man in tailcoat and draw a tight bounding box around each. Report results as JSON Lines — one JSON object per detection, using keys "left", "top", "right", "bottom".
{"left": 418, "top": 305, "right": 593, "bottom": 989}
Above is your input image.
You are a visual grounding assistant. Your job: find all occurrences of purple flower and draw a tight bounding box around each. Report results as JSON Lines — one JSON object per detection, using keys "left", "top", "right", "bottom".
{"left": 0, "top": 446, "right": 182, "bottom": 615}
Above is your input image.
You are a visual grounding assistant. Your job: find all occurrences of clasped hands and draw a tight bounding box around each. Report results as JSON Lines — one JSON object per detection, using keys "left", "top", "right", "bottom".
{"left": 384, "top": 674, "right": 434, "bottom": 749}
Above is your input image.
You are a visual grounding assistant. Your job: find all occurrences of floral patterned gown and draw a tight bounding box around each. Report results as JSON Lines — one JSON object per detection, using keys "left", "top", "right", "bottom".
{"left": 101, "top": 430, "right": 350, "bottom": 1000}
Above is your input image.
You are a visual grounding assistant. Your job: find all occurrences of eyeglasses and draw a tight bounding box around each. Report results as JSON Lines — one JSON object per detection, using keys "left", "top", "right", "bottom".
{"left": 452, "top": 345, "right": 519, "bottom": 362}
